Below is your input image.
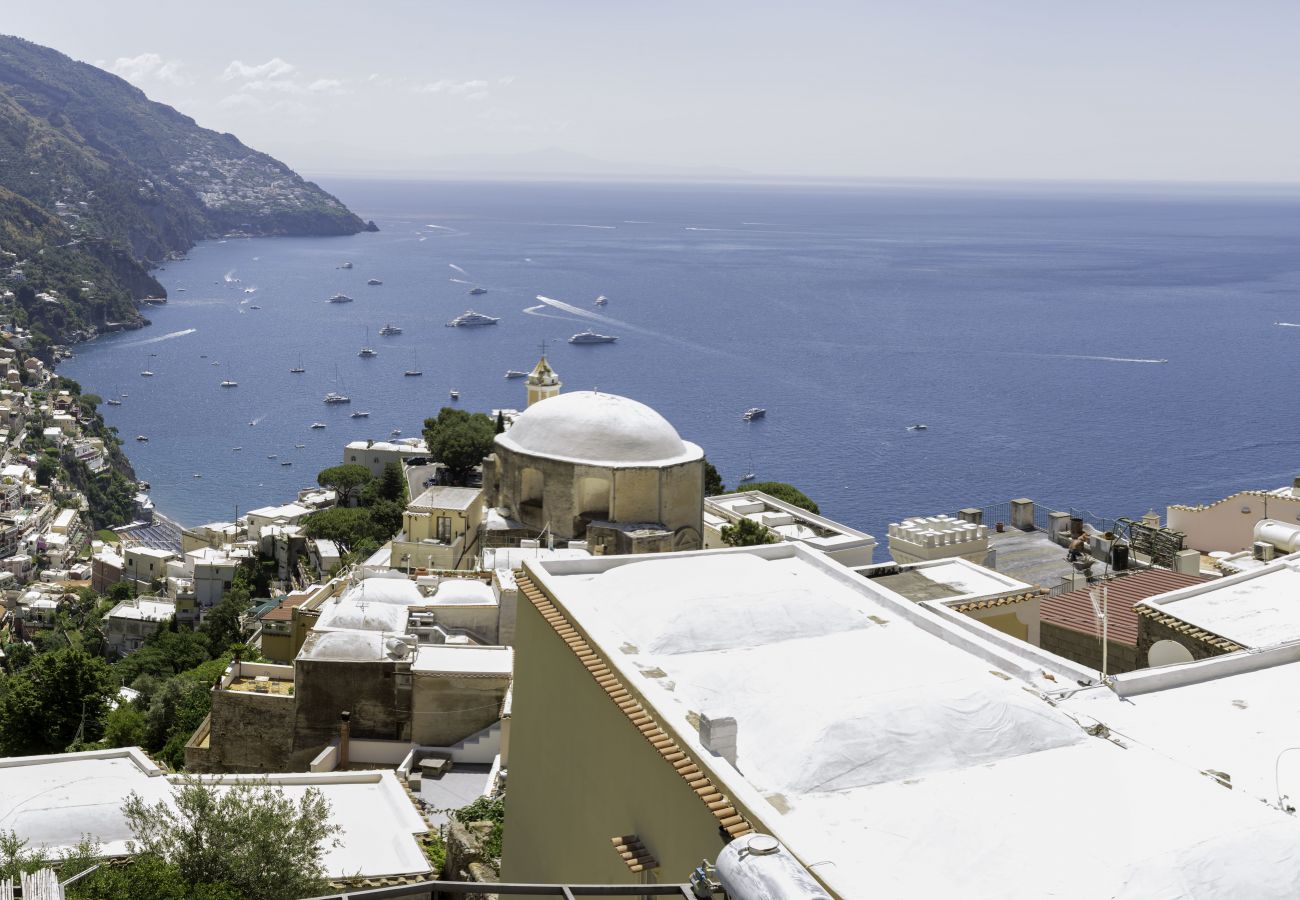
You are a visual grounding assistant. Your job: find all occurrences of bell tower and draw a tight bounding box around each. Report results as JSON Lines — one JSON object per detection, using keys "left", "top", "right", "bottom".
{"left": 526, "top": 343, "right": 561, "bottom": 407}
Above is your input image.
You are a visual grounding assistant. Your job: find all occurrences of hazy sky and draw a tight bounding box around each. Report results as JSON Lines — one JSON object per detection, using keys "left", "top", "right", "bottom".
{"left": 6, "top": 1, "right": 1300, "bottom": 183}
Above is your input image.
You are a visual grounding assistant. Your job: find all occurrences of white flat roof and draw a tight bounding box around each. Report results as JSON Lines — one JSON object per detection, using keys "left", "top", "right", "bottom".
{"left": 107, "top": 599, "right": 175, "bottom": 621}
{"left": 1139, "top": 557, "right": 1300, "bottom": 647}
{"left": 0, "top": 749, "right": 429, "bottom": 878}
{"left": 481, "top": 546, "right": 590, "bottom": 570}
{"left": 412, "top": 644, "right": 512, "bottom": 676}
{"left": 525, "top": 546, "right": 1300, "bottom": 899}
{"left": 410, "top": 485, "right": 482, "bottom": 511}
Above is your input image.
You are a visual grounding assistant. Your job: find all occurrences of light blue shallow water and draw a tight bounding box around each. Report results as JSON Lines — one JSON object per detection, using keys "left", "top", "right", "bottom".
{"left": 60, "top": 179, "right": 1300, "bottom": 540}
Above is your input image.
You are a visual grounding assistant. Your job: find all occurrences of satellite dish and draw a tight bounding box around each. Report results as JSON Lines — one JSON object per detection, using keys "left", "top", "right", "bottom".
{"left": 1148, "top": 639, "right": 1194, "bottom": 668}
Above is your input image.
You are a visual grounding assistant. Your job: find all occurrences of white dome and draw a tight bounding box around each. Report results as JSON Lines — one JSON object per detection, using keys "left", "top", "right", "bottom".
{"left": 496, "top": 391, "right": 702, "bottom": 467}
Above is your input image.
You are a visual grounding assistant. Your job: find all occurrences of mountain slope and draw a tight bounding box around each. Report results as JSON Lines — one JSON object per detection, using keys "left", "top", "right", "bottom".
{"left": 0, "top": 35, "right": 373, "bottom": 350}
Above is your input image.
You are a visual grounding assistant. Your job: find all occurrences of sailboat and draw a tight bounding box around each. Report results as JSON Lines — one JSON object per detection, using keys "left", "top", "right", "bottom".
{"left": 290, "top": 353, "right": 305, "bottom": 374}
{"left": 140, "top": 355, "right": 154, "bottom": 377}
{"left": 358, "top": 326, "right": 378, "bottom": 358}
{"left": 220, "top": 363, "right": 238, "bottom": 388}
{"left": 404, "top": 349, "right": 423, "bottom": 377}
{"left": 324, "top": 366, "right": 350, "bottom": 404}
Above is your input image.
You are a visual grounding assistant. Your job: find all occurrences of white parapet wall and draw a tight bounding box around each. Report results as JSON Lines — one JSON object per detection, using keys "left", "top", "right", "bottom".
{"left": 888, "top": 514, "right": 989, "bottom": 564}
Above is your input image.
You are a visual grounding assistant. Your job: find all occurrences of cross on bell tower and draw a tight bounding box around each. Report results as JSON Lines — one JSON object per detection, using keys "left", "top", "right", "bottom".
{"left": 526, "top": 340, "right": 561, "bottom": 407}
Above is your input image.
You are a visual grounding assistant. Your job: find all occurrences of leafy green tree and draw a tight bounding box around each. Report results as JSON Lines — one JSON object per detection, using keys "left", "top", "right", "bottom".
{"left": 0, "top": 648, "right": 116, "bottom": 754}
{"left": 143, "top": 678, "right": 215, "bottom": 769}
{"left": 316, "top": 463, "right": 373, "bottom": 506}
{"left": 123, "top": 779, "right": 342, "bottom": 900}
{"left": 67, "top": 852, "right": 239, "bottom": 900}
{"left": 201, "top": 590, "right": 250, "bottom": 658}
{"left": 721, "top": 518, "right": 779, "bottom": 547}
{"left": 703, "top": 459, "right": 725, "bottom": 496}
{"left": 35, "top": 455, "right": 56, "bottom": 486}
{"left": 742, "top": 481, "right": 820, "bottom": 514}
{"left": 103, "top": 702, "right": 147, "bottom": 748}
{"left": 423, "top": 407, "right": 495, "bottom": 484}
{"left": 369, "top": 498, "right": 405, "bottom": 541}
{"left": 302, "top": 506, "right": 389, "bottom": 549}
{"left": 373, "top": 461, "right": 407, "bottom": 504}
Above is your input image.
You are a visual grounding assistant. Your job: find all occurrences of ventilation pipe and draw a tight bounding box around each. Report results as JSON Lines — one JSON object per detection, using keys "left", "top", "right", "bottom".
{"left": 338, "top": 711, "right": 351, "bottom": 768}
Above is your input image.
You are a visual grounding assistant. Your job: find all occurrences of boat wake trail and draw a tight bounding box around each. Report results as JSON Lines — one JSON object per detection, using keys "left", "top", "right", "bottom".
{"left": 1027, "top": 353, "right": 1169, "bottom": 364}
{"left": 531, "top": 295, "right": 746, "bottom": 362}
{"left": 449, "top": 277, "right": 472, "bottom": 285}
{"left": 448, "top": 263, "right": 468, "bottom": 276}
{"left": 120, "top": 328, "right": 197, "bottom": 347}
{"left": 223, "top": 270, "right": 238, "bottom": 283}
{"left": 522, "top": 304, "right": 577, "bottom": 322}
{"left": 1275, "top": 322, "right": 1300, "bottom": 328}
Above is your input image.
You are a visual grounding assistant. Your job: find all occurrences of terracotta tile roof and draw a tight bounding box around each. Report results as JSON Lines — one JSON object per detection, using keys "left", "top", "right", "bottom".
{"left": 260, "top": 595, "right": 311, "bottom": 622}
{"left": 1041, "top": 569, "right": 1210, "bottom": 646}
{"left": 610, "top": 834, "right": 659, "bottom": 873}
{"left": 950, "top": 589, "right": 1044, "bottom": 614}
{"left": 517, "top": 570, "right": 754, "bottom": 841}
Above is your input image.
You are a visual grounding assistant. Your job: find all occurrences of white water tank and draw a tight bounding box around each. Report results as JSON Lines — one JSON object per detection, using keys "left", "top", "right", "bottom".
{"left": 1255, "top": 519, "right": 1300, "bottom": 554}
{"left": 715, "top": 834, "right": 830, "bottom": 900}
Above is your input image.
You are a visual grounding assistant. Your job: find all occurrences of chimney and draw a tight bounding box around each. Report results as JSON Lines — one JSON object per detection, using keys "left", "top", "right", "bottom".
{"left": 338, "top": 711, "right": 351, "bottom": 768}
{"left": 699, "top": 713, "right": 738, "bottom": 769}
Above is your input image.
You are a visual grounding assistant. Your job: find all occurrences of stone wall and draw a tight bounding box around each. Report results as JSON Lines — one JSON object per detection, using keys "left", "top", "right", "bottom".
{"left": 1041, "top": 622, "right": 1139, "bottom": 675}
{"left": 196, "top": 688, "right": 297, "bottom": 773}
{"left": 441, "top": 818, "right": 499, "bottom": 900}
{"left": 411, "top": 674, "right": 509, "bottom": 747}
{"left": 1135, "top": 614, "right": 1233, "bottom": 669}
{"left": 293, "top": 658, "right": 408, "bottom": 754}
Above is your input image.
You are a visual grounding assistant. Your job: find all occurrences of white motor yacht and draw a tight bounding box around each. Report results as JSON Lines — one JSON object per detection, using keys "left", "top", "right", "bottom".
{"left": 569, "top": 330, "right": 617, "bottom": 344}
{"left": 742, "top": 407, "right": 766, "bottom": 421}
{"left": 327, "top": 293, "right": 354, "bottom": 304}
{"left": 446, "top": 310, "right": 500, "bottom": 327}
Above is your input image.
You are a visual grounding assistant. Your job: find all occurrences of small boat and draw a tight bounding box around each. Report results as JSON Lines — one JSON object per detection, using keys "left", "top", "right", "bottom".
{"left": 569, "top": 330, "right": 617, "bottom": 344}
{"left": 244, "top": 287, "right": 256, "bottom": 294}
{"left": 358, "top": 346, "right": 377, "bottom": 358}
{"left": 340, "top": 261, "right": 353, "bottom": 269}
{"left": 310, "top": 422, "right": 327, "bottom": 429}
{"left": 232, "top": 447, "right": 242, "bottom": 451}
{"left": 210, "top": 361, "right": 220, "bottom": 366}
{"left": 449, "top": 390, "right": 460, "bottom": 400}
{"left": 368, "top": 278, "right": 383, "bottom": 286}
{"left": 280, "top": 461, "right": 293, "bottom": 466}
{"left": 505, "top": 370, "right": 528, "bottom": 379}
{"left": 267, "top": 454, "right": 278, "bottom": 460}
{"left": 351, "top": 411, "right": 370, "bottom": 418}
{"left": 327, "top": 293, "right": 354, "bottom": 303}
{"left": 323, "top": 392, "right": 350, "bottom": 404}
{"left": 595, "top": 295, "right": 608, "bottom": 306}
{"left": 390, "top": 428, "right": 402, "bottom": 436}
{"left": 140, "top": 370, "right": 154, "bottom": 377}
{"left": 199, "top": 355, "right": 207, "bottom": 358}
{"left": 294, "top": 443, "right": 305, "bottom": 449}
{"left": 193, "top": 474, "right": 202, "bottom": 479}
{"left": 404, "top": 368, "right": 423, "bottom": 377}
{"left": 249, "top": 305, "right": 262, "bottom": 310}
{"left": 469, "top": 286, "right": 487, "bottom": 295}
{"left": 221, "top": 379, "right": 238, "bottom": 388}
{"left": 739, "top": 471, "right": 756, "bottom": 482}
{"left": 248, "top": 420, "right": 256, "bottom": 426}
{"left": 446, "top": 309, "right": 499, "bottom": 327}
{"left": 379, "top": 323, "right": 402, "bottom": 336}
{"left": 106, "top": 399, "right": 122, "bottom": 406}
{"left": 135, "top": 435, "right": 149, "bottom": 442}
{"left": 290, "top": 365, "right": 305, "bottom": 374}
{"left": 741, "top": 407, "right": 766, "bottom": 421}
{"left": 907, "top": 424, "right": 928, "bottom": 431}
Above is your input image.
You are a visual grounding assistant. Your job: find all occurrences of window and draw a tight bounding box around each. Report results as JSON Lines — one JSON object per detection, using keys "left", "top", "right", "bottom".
{"left": 436, "top": 516, "right": 453, "bottom": 543}
{"left": 223, "top": 580, "right": 232, "bottom": 590}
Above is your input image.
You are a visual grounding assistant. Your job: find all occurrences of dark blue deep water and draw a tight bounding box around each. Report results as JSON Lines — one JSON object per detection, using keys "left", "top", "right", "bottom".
{"left": 60, "top": 179, "right": 1300, "bottom": 541}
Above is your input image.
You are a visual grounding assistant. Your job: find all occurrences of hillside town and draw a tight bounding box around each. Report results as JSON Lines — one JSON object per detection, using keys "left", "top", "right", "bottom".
{"left": 3, "top": 342, "right": 1300, "bottom": 898}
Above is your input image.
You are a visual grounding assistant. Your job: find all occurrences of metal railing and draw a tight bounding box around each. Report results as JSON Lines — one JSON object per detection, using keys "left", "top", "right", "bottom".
{"left": 303, "top": 879, "right": 716, "bottom": 899}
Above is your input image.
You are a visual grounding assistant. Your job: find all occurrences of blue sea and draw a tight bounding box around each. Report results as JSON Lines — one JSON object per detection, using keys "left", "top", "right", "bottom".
{"left": 60, "top": 179, "right": 1300, "bottom": 542}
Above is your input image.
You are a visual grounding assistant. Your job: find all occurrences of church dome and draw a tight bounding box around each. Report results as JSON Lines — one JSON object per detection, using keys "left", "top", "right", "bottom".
{"left": 496, "top": 391, "right": 702, "bottom": 467}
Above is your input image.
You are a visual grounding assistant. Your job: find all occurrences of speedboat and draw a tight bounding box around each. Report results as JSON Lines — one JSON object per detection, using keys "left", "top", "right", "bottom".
{"left": 390, "top": 428, "right": 402, "bottom": 437}
{"left": 358, "top": 346, "right": 378, "bottom": 358}
{"left": 281, "top": 461, "right": 292, "bottom": 466}
{"left": 505, "top": 370, "right": 528, "bottom": 379}
{"left": 449, "top": 390, "right": 460, "bottom": 400}
{"left": 340, "top": 261, "right": 353, "bottom": 269}
{"left": 295, "top": 444, "right": 305, "bottom": 449}
{"left": 742, "top": 407, "right": 766, "bottom": 421}
{"left": 907, "top": 424, "right": 928, "bottom": 431}
{"left": 595, "top": 295, "right": 608, "bottom": 306}
{"left": 469, "top": 286, "right": 487, "bottom": 295}
{"left": 446, "top": 309, "right": 499, "bottom": 327}
{"left": 267, "top": 454, "right": 277, "bottom": 460}
{"left": 569, "top": 330, "right": 617, "bottom": 344}
{"left": 323, "top": 392, "right": 351, "bottom": 404}
{"left": 220, "top": 379, "right": 238, "bottom": 388}
{"left": 327, "top": 293, "right": 354, "bottom": 303}
{"left": 140, "top": 370, "right": 154, "bottom": 377}
{"left": 379, "top": 323, "right": 402, "bottom": 336}
{"left": 135, "top": 435, "right": 149, "bottom": 442}
{"left": 310, "top": 422, "right": 327, "bottom": 429}
{"left": 232, "top": 447, "right": 242, "bottom": 451}
{"left": 368, "top": 278, "right": 383, "bottom": 285}
{"left": 351, "top": 411, "right": 370, "bottom": 418}
{"left": 106, "top": 399, "right": 122, "bottom": 406}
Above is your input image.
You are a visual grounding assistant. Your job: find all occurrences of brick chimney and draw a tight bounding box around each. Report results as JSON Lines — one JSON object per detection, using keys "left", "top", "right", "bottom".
{"left": 338, "top": 711, "right": 351, "bottom": 768}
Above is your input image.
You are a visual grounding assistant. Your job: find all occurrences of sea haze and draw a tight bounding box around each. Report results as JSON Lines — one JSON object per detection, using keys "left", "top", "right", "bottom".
{"left": 60, "top": 179, "right": 1300, "bottom": 541}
